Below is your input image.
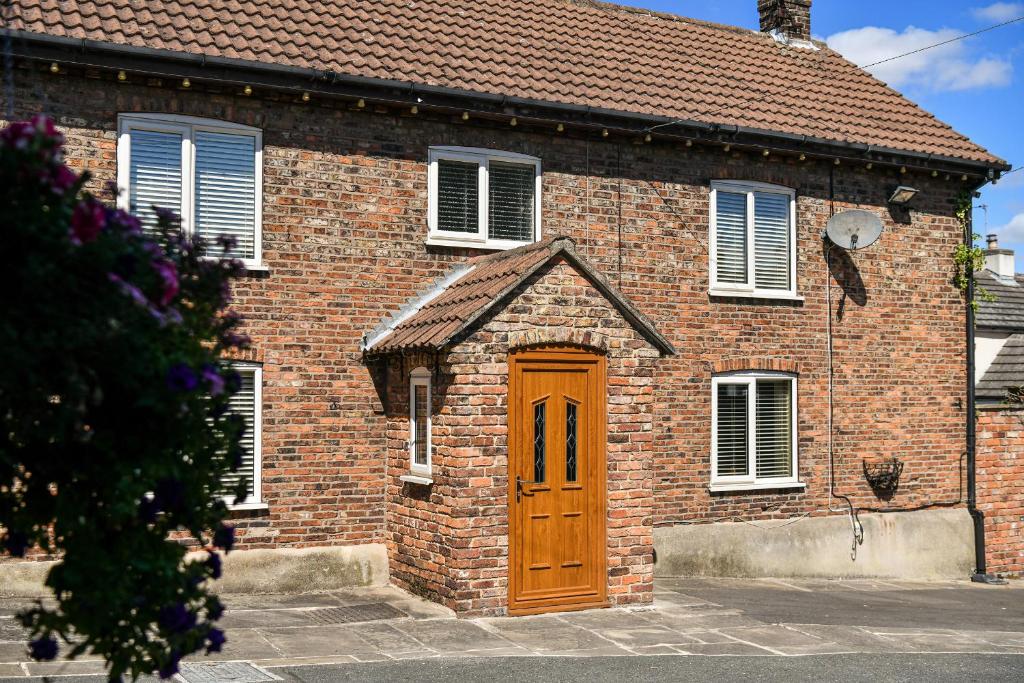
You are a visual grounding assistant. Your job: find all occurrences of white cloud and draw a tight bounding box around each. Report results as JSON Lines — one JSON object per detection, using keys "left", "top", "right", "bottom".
{"left": 826, "top": 25, "right": 1013, "bottom": 92}
{"left": 993, "top": 213, "right": 1024, "bottom": 243}
{"left": 972, "top": 3, "right": 1024, "bottom": 22}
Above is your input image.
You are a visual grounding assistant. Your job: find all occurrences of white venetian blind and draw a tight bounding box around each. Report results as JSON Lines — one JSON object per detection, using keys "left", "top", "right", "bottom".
{"left": 755, "top": 380, "right": 792, "bottom": 479}
{"left": 195, "top": 131, "right": 257, "bottom": 260}
{"left": 488, "top": 161, "right": 535, "bottom": 242}
{"left": 437, "top": 159, "right": 479, "bottom": 234}
{"left": 221, "top": 368, "right": 257, "bottom": 500}
{"left": 753, "top": 192, "right": 791, "bottom": 290}
{"left": 129, "top": 129, "right": 183, "bottom": 235}
{"left": 715, "top": 191, "right": 748, "bottom": 284}
{"left": 716, "top": 383, "right": 749, "bottom": 477}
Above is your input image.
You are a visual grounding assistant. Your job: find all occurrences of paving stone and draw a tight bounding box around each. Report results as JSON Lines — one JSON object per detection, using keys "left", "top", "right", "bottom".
{"left": 0, "top": 641, "right": 28, "bottom": 662}
{"left": 0, "top": 619, "right": 29, "bottom": 643}
{"left": 675, "top": 641, "right": 776, "bottom": 656}
{"left": 179, "top": 661, "right": 278, "bottom": 683}
{"left": 478, "top": 616, "right": 611, "bottom": 653}
{"left": 593, "top": 625, "right": 702, "bottom": 648}
{"left": 631, "top": 645, "right": 680, "bottom": 655}
{"left": 24, "top": 660, "right": 108, "bottom": 676}
{"left": 219, "top": 593, "right": 344, "bottom": 610}
{"left": 639, "top": 609, "right": 763, "bottom": 633}
{"left": 198, "top": 630, "right": 280, "bottom": 662}
{"left": 219, "top": 609, "right": 318, "bottom": 630}
{"left": 258, "top": 624, "right": 375, "bottom": 658}
{"left": 782, "top": 624, "right": 908, "bottom": 652}
{"left": 390, "top": 620, "right": 512, "bottom": 653}
{"left": 351, "top": 622, "right": 434, "bottom": 654}
{"left": 718, "top": 625, "right": 834, "bottom": 651}
{"left": 0, "top": 663, "right": 24, "bottom": 677}
{"left": 556, "top": 609, "right": 657, "bottom": 631}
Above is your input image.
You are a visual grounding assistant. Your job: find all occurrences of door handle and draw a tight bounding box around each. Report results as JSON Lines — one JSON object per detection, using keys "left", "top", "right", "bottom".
{"left": 515, "top": 475, "right": 542, "bottom": 502}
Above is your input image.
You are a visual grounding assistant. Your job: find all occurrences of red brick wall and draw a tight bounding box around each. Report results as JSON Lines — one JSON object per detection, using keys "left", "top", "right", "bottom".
{"left": 4, "top": 66, "right": 967, "bottom": 559}
{"left": 977, "top": 407, "right": 1024, "bottom": 576}
{"left": 383, "top": 259, "right": 660, "bottom": 616}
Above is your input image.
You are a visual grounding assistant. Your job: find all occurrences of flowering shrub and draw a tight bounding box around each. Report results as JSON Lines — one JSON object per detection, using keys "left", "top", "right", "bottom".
{"left": 0, "top": 116, "right": 248, "bottom": 679}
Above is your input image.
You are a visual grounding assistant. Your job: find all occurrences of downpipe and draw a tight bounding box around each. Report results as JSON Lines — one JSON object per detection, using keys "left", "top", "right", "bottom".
{"left": 966, "top": 210, "right": 1007, "bottom": 585}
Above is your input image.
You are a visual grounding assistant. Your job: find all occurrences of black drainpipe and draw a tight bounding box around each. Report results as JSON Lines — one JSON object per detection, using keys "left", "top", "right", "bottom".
{"left": 966, "top": 208, "right": 1006, "bottom": 584}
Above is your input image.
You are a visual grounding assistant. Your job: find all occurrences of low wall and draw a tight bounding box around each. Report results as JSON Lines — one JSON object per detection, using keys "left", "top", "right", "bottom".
{"left": 654, "top": 508, "right": 973, "bottom": 579}
{"left": 977, "top": 406, "right": 1024, "bottom": 576}
{"left": 0, "top": 544, "right": 389, "bottom": 597}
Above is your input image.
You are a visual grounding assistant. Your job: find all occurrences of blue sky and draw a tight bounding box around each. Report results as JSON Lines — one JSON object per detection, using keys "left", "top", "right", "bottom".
{"left": 618, "top": 1, "right": 1024, "bottom": 266}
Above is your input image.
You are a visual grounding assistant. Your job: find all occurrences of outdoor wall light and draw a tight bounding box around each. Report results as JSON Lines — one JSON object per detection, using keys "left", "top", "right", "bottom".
{"left": 888, "top": 186, "right": 919, "bottom": 205}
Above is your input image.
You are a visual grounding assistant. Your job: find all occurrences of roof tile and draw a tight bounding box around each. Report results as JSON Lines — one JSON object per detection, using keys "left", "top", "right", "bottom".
{"left": 8, "top": 0, "right": 1002, "bottom": 164}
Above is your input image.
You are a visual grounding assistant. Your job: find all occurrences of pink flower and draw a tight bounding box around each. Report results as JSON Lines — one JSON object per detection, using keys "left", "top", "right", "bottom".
{"left": 70, "top": 200, "right": 106, "bottom": 244}
{"left": 152, "top": 259, "right": 179, "bottom": 307}
{"left": 48, "top": 165, "right": 78, "bottom": 195}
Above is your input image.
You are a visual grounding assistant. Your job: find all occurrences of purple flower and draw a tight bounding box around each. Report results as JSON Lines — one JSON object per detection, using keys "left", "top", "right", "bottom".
{"left": 167, "top": 363, "right": 198, "bottom": 392}
{"left": 103, "top": 180, "right": 120, "bottom": 199}
{"left": 206, "top": 552, "right": 222, "bottom": 580}
{"left": 152, "top": 259, "right": 179, "bottom": 307}
{"left": 105, "top": 207, "right": 141, "bottom": 235}
{"left": 49, "top": 165, "right": 78, "bottom": 195}
{"left": 213, "top": 524, "right": 235, "bottom": 553}
{"left": 158, "top": 603, "right": 196, "bottom": 634}
{"left": 215, "top": 234, "right": 238, "bottom": 253}
{"left": 154, "top": 206, "right": 180, "bottom": 226}
{"left": 158, "top": 649, "right": 182, "bottom": 679}
{"left": 108, "top": 273, "right": 149, "bottom": 308}
{"left": 207, "top": 598, "right": 225, "bottom": 621}
{"left": 206, "top": 628, "right": 227, "bottom": 654}
{"left": 70, "top": 199, "right": 106, "bottom": 245}
{"left": 201, "top": 364, "right": 226, "bottom": 397}
{"left": 28, "top": 636, "right": 58, "bottom": 661}
{"left": 221, "top": 333, "right": 251, "bottom": 350}
{"left": 2, "top": 530, "right": 29, "bottom": 558}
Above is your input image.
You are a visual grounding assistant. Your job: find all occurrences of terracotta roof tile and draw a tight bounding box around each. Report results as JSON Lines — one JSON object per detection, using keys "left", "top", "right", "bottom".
{"left": 364, "top": 237, "right": 674, "bottom": 354}
{"left": 9, "top": 0, "right": 1002, "bottom": 165}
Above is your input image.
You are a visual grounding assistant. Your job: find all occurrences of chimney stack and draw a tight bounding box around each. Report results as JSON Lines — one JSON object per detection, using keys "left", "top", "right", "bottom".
{"left": 758, "top": 0, "right": 812, "bottom": 43}
{"left": 984, "top": 233, "right": 1016, "bottom": 281}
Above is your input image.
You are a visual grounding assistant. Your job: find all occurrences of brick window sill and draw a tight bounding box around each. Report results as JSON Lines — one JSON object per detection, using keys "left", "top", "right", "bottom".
{"left": 708, "top": 481, "right": 806, "bottom": 493}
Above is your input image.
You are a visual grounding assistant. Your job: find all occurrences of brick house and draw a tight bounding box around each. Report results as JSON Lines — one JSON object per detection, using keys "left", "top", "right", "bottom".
{"left": 1, "top": 0, "right": 1013, "bottom": 613}
{"left": 974, "top": 238, "right": 1024, "bottom": 576}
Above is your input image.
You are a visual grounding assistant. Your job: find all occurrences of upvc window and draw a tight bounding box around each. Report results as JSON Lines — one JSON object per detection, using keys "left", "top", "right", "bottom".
{"left": 710, "top": 373, "right": 801, "bottom": 491}
{"left": 221, "top": 363, "right": 264, "bottom": 508}
{"left": 117, "top": 114, "right": 263, "bottom": 268}
{"left": 427, "top": 146, "right": 541, "bottom": 249}
{"left": 409, "top": 367, "right": 432, "bottom": 477}
{"left": 709, "top": 181, "right": 797, "bottom": 298}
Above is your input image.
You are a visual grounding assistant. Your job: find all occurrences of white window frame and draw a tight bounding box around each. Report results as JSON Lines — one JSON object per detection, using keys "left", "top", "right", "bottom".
{"left": 427, "top": 146, "right": 542, "bottom": 250}
{"left": 709, "top": 180, "right": 798, "bottom": 300}
{"left": 710, "top": 371, "right": 802, "bottom": 492}
{"left": 408, "top": 366, "right": 432, "bottom": 478}
{"left": 226, "top": 362, "right": 265, "bottom": 510}
{"left": 116, "top": 113, "right": 264, "bottom": 269}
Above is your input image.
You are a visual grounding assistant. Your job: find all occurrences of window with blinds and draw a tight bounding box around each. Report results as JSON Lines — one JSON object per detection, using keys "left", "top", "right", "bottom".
{"left": 220, "top": 364, "right": 262, "bottom": 505}
{"left": 713, "top": 375, "right": 797, "bottom": 487}
{"left": 409, "top": 368, "right": 432, "bottom": 474}
{"left": 429, "top": 147, "right": 540, "bottom": 248}
{"left": 118, "top": 115, "right": 262, "bottom": 266}
{"left": 711, "top": 182, "right": 794, "bottom": 295}
{"left": 195, "top": 131, "right": 257, "bottom": 260}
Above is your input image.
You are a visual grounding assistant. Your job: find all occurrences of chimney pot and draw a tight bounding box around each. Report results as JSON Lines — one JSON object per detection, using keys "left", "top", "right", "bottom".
{"left": 983, "top": 233, "right": 1016, "bottom": 281}
{"left": 758, "top": 0, "right": 813, "bottom": 42}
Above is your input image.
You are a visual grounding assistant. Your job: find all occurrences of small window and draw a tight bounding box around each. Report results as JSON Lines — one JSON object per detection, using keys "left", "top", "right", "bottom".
{"left": 709, "top": 181, "right": 796, "bottom": 298}
{"left": 428, "top": 146, "right": 541, "bottom": 249}
{"left": 409, "top": 367, "right": 432, "bottom": 475}
{"left": 117, "top": 114, "right": 263, "bottom": 268}
{"left": 711, "top": 373, "right": 800, "bottom": 491}
{"left": 221, "top": 363, "right": 263, "bottom": 507}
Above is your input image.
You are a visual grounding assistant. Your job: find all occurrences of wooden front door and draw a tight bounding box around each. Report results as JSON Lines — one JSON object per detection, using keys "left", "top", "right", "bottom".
{"left": 508, "top": 346, "right": 607, "bottom": 615}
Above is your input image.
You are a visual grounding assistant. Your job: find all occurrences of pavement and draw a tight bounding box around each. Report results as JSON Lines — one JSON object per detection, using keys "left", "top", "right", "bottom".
{"left": 0, "top": 577, "right": 1022, "bottom": 680}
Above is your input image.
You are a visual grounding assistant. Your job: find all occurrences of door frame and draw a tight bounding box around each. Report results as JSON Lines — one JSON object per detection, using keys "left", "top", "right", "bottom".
{"left": 507, "top": 345, "right": 608, "bottom": 615}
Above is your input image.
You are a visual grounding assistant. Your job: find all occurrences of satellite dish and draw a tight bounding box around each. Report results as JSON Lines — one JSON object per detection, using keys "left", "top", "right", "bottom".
{"left": 826, "top": 210, "right": 884, "bottom": 250}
